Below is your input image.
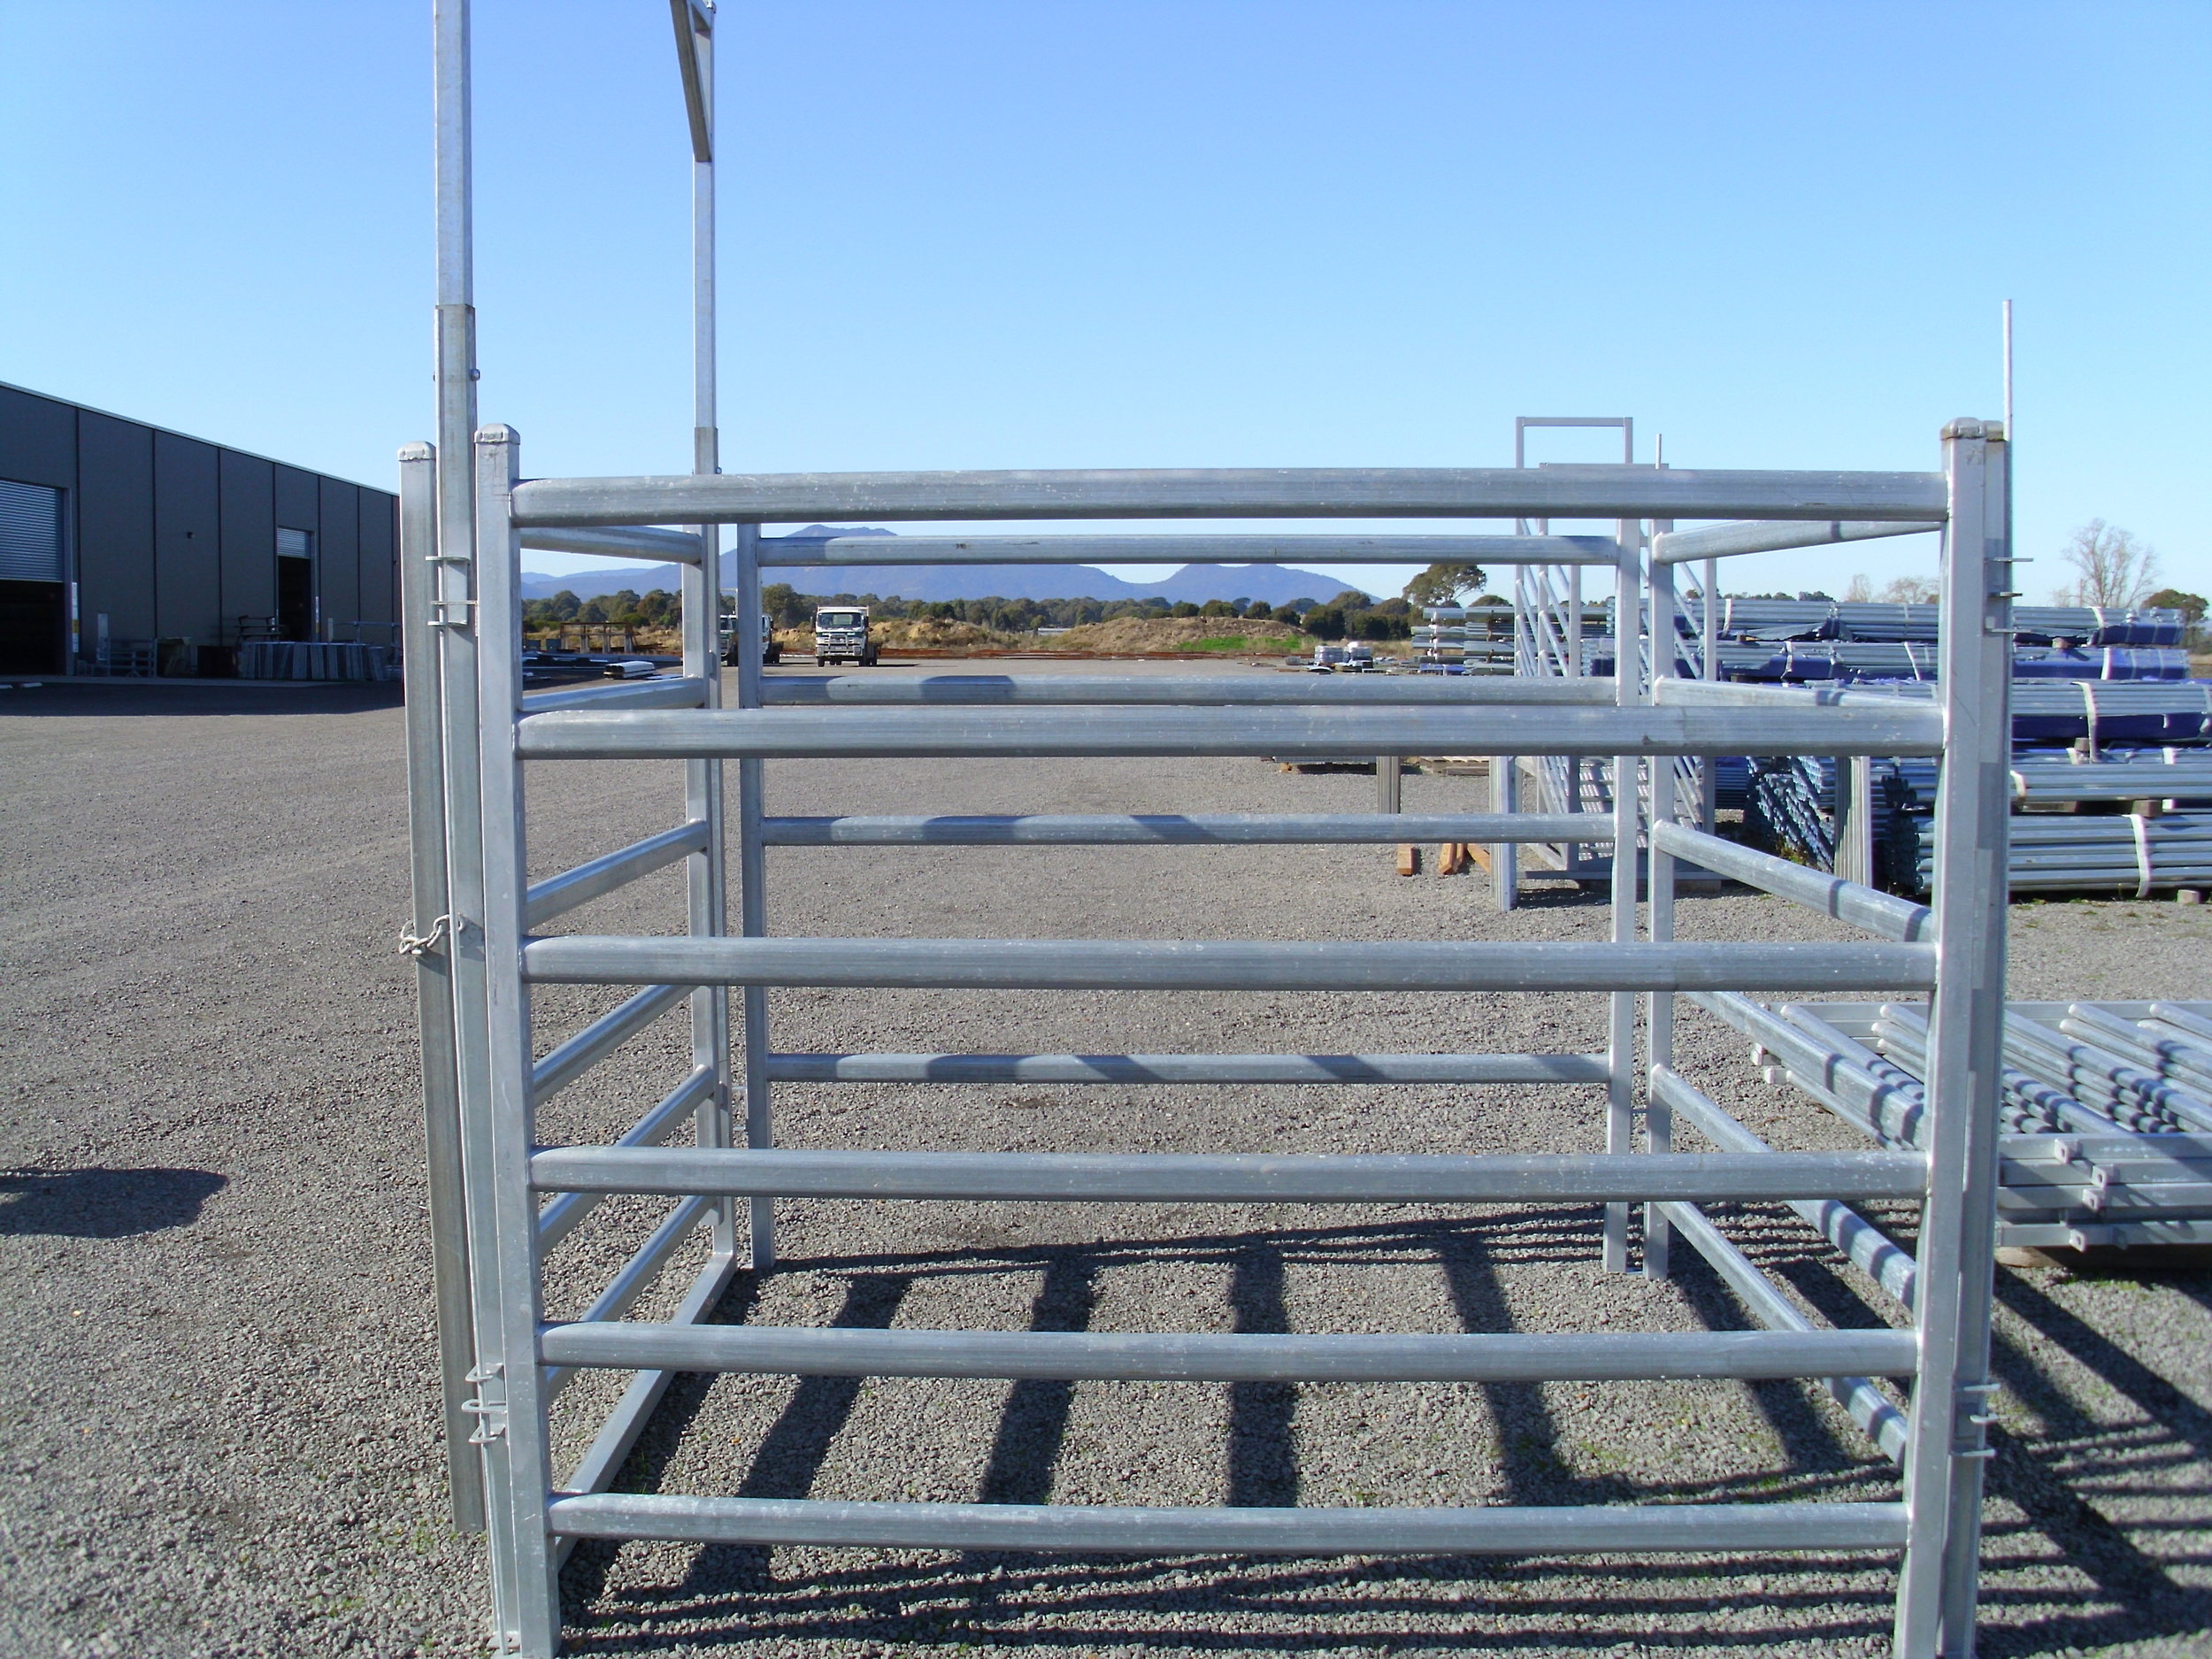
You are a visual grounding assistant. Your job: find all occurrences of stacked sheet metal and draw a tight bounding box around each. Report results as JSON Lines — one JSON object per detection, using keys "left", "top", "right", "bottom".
{"left": 1747, "top": 999, "right": 2212, "bottom": 1249}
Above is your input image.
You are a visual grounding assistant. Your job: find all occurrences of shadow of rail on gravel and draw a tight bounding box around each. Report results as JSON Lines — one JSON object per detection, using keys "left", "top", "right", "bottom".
{"left": 0, "top": 1166, "right": 225, "bottom": 1237}
{"left": 557, "top": 1216, "right": 1938, "bottom": 1653}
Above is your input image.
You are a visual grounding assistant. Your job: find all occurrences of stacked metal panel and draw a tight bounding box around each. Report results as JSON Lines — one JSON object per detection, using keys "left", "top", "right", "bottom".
{"left": 1727, "top": 998, "right": 2212, "bottom": 1249}
{"left": 237, "top": 640, "right": 399, "bottom": 681}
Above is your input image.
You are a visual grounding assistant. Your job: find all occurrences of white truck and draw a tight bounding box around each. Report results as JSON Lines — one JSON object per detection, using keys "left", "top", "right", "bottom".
{"left": 812, "top": 604, "right": 879, "bottom": 666}
{"left": 718, "top": 610, "right": 781, "bottom": 666}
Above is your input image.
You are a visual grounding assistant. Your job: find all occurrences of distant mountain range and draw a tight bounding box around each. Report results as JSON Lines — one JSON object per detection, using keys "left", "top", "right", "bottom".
{"left": 520, "top": 526, "right": 1374, "bottom": 607}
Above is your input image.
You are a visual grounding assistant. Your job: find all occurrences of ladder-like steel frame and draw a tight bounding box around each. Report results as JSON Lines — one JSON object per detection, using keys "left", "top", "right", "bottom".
{"left": 399, "top": 10, "right": 2013, "bottom": 1656}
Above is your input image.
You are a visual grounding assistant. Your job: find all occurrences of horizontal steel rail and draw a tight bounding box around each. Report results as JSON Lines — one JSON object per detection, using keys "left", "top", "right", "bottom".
{"left": 529, "top": 982, "right": 691, "bottom": 1103}
{"left": 1649, "top": 820, "right": 1934, "bottom": 942}
{"left": 519, "top": 676, "right": 711, "bottom": 716}
{"left": 526, "top": 821, "right": 710, "bottom": 929}
{"left": 518, "top": 525, "right": 704, "bottom": 565}
{"left": 758, "top": 674, "right": 1617, "bottom": 706}
{"left": 537, "top": 1323, "right": 1919, "bottom": 1382}
{"left": 759, "top": 812, "right": 1614, "bottom": 847}
{"left": 764, "top": 1051, "right": 1612, "bottom": 1085}
{"left": 507, "top": 466, "right": 1949, "bottom": 527}
{"left": 516, "top": 704, "right": 1949, "bottom": 760}
{"left": 523, "top": 935, "right": 1939, "bottom": 994}
{"left": 762, "top": 533, "right": 1626, "bottom": 566}
{"left": 541, "top": 1194, "right": 712, "bottom": 1402}
{"left": 535, "top": 1064, "right": 718, "bottom": 1252}
{"left": 1651, "top": 1066, "right": 1920, "bottom": 1309}
{"left": 1651, "top": 677, "right": 1947, "bottom": 717}
{"left": 1651, "top": 519, "right": 1944, "bottom": 565}
{"left": 544, "top": 1493, "right": 1913, "bottom": 1554}
{"left": 529, "top": 1146, "right": 1932, "bottom": 1203}
{"left": 1655, "top": 1202, "right": 1911, "bottom": 1463}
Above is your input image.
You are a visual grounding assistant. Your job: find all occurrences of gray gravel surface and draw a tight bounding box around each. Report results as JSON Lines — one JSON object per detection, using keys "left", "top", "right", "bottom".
{"left": 2, "top": 663, "right": 2208, "bottom": 1659}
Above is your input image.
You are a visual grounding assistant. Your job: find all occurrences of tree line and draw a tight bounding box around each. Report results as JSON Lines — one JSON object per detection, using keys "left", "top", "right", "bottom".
{"left": 523, "top": 583, "right": 1436, "bottom": 641}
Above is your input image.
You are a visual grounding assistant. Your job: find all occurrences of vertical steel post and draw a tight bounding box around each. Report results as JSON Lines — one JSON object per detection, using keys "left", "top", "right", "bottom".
{"left": 398, "top": 442, "right": 484, "bottom": 1534}
{"left": 1701, "top": 557, "right": 1720, "bottom": 830}
{"left": 472, "top": 427, "right": 561, "bottom": 1655}
{"left": 1894, "top": 421, "right": 2010, "bottom": 1658}
{"left": 1603, "top": 533, "right": 1640, "bottom": 1272}
{"left": 1643, "top": 536, "right": 1675, "bottom": 1279}
{"left": 1492, "top": 753, "right": 1518, "bottom": 910}
{"left": 731, "top": 521, "right": 773, "bottom": 1266}
{"left": 680, "top": 2, "right": 735, "bottom": 1261}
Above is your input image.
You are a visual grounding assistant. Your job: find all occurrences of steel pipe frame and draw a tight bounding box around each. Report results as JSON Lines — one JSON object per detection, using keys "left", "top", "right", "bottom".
{"left": 509, "top": 466, "right": 1948, "bottom": 528}
{"left": 1655, "top": 1202, "right": 1912, "bottom": 1462}
{"left": 760, "top": 1051, "right": 1612, "bottom": 1084}
{"left": 525, "top": 821, "right": 710, "bottom": 930}
{"left": 528, "top": 981, "right": 690, "bottom": 1104}
{"left": 529, "top": 1146, "right": 1932, "bottom": 1203}
{"left": 757, "top": 812, "right": 1613, "bottom": 847}
{"left": 408, "top": 31, "right": 2009, "bottom": 1636}
{"left": 537, "top": 1323, "right": 1919, "bottom": 1383}
{"left": 1650, "top": 820, "right": 1933, "bottom": 941}
{"left": 521, "top": 935, "right": 1939, "bottom": 995}
{"left": 761, "top": 533, "right": 1625, "bottom": 565}
{"left": 535, "top": 1064, "right": 717, "bottom": 1253}
{"left": 520, "top": 677, "right": 711, "bottom": 715}
{"left": 1651, "top": 518, "right": 1945, "bottom": 565}
{"left": 397, "top": 443, "right": 480, "bottom": 1534}
{"left": 518, "top": 525, "right": 704, "bottom": 565}
{"left": 547, "top": 1492, "right": 1911, "bottom": 1555}
{"left": 541, "top": 1194, "right": 713, "bottom": 1402}
{"left": 758, "top": 673, "right": 1617, "bottom": 705}
{"left": 515, "top": 703, "right": 1949, "bottom": 761}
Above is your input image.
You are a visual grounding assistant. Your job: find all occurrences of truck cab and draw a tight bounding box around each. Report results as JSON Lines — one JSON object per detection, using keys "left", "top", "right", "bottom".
{"left": 718, "top": 609, "right": 781, "bottom": 666}
{"left": 813, "top": 605, "right": 878, "bottom": 666}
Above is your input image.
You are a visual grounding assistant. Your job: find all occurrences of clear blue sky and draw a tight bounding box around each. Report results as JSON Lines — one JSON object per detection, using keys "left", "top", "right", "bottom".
{"left": 4, "top": 3, "right": 2207, "bottom": 603}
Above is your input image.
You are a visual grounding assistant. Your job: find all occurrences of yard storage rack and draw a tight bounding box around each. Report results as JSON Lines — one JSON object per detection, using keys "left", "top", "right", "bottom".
{"left": 399, "top": 7, "right": 2017, "bottom": 1656}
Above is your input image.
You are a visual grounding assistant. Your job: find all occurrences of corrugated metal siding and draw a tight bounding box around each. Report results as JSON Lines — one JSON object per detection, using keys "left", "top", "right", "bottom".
{"left": 357, "top": 491, "right": 397, "bottom": 626}
{"left": 154, "top": 431, "right": 221, "bottom": 640}
{"left": 0, "top": 479, "right": 65, "bottom": 583}
{"left": 219, "top": 449, "right": 276, "bottom": 627}
{"left": 318, "top": 475, "right": 360, "bottom": 628}
{"left": 76, "top": 411, "right": 156, "bottom": 640}
{"left": 0, "top": 385, "right": 77, "bottom": 490}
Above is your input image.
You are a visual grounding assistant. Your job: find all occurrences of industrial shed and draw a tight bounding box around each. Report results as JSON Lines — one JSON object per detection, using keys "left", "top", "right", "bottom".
{"left": 0, "top": 380, "right": 397, "bottom": 677}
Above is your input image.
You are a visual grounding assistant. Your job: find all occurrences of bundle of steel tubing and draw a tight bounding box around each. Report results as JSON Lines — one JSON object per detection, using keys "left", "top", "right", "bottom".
{"left": 2008, "top": 749, "right": 2212, "bottom": 806}
{"left": 1904, "top": 810, "right": 2212, "bottom": 896}
{"left": 1734, "top": 999, "right": 2212, "bottom": 1249}
{"left": 1713, "top": 597, "right": 2185, "bottom": 649}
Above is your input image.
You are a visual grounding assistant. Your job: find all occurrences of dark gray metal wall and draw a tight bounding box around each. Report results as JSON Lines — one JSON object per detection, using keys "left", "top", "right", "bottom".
{"left": 219, "top": 449, "right": 277, "bottom": 626}
{"left": 76, "top": 411, "right": 156, "bottom": 641}
{"left": 153, "top": 432, "right": 220, "bottom": 641}
{"left": 0, "top": 380, "right": 397, "bottom": 664}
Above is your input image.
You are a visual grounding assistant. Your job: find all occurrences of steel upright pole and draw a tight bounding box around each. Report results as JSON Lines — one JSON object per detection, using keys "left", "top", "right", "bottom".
{"left": 679, "top": 1, "right": 736, "bottom": 1262}
{"left": 1893, "top": 421, "right": 2010, "bottom": 1657}
{"left": 1643, "top": 534, "right": 1675, "bottom": 1279}
{"left": 731, "top": 520, "right": 773, "bottom": 1266}
{"left": 428, "top": 0, "right": 507, "bottom": 1564}
{"left": 397, "top": 442, "right": 484, "bottom": 1534}
{"left": 473, "top": 428, "right": 562, "bottom": 1655}
{"left": 1701, "top": 557, "right": 1720, "bottom": 830}
{"left": 1603, "top": 531, "right": 1640, "bottom": 1272}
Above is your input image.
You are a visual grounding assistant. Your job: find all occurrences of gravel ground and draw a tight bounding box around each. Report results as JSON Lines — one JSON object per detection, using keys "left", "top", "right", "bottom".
{"left": 2, "top": 662, "right": 2208, "bottom": 1659}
